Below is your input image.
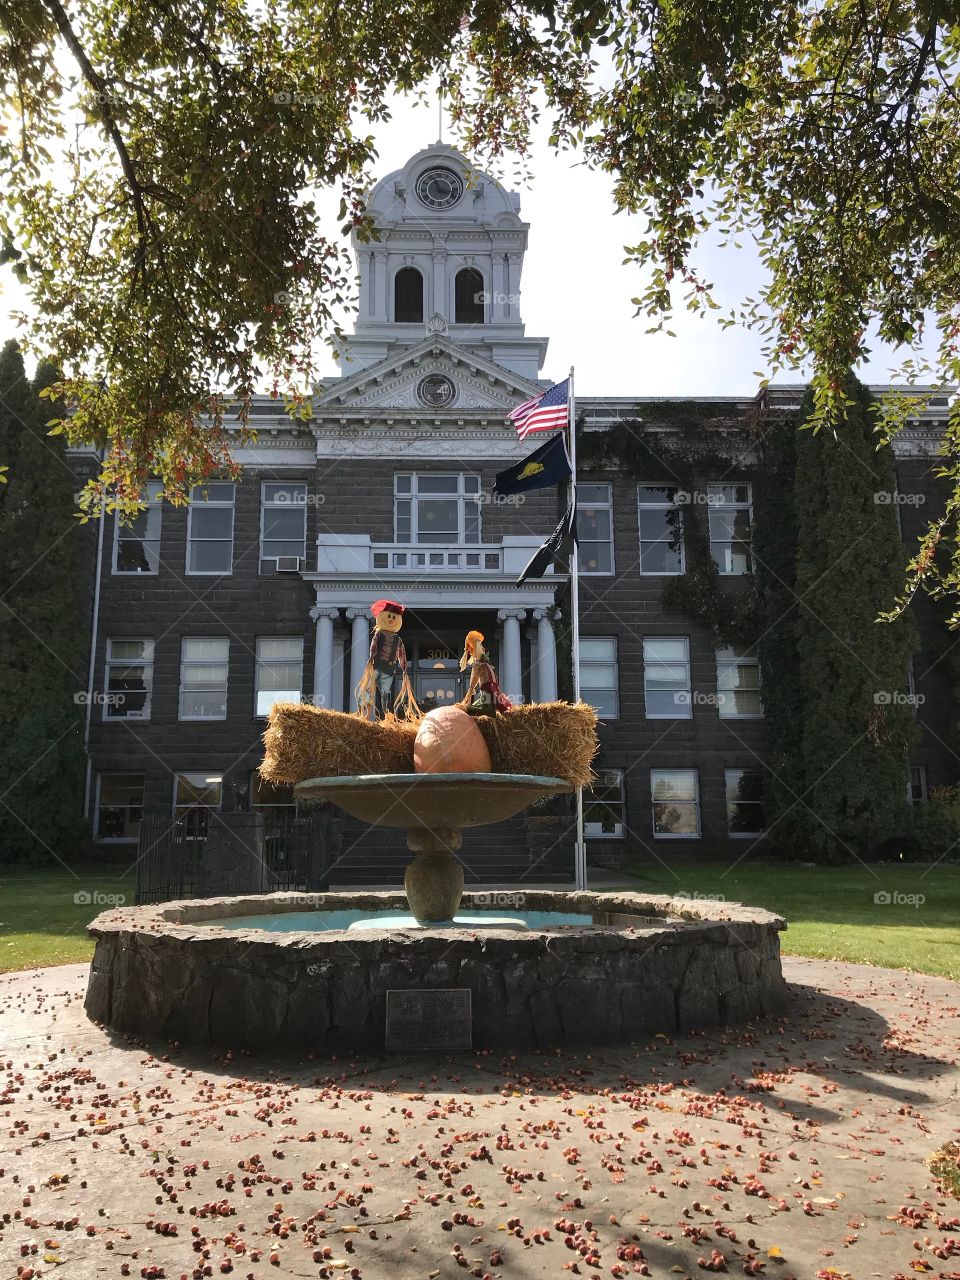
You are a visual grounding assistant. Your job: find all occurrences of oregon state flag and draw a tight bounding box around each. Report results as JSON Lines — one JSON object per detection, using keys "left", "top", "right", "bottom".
{"left": 494, "top": 432, "right": 572, "bottom": 497}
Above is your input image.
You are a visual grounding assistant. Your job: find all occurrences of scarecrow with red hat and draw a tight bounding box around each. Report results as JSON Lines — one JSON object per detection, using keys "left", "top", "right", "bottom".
{"left": 356, "top": 599, "right": 421, "bottom": 719}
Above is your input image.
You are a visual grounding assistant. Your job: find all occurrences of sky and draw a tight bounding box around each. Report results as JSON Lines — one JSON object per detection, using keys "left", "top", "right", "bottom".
{"left": 0, "top": 86, "right": 940, "bottom": 400}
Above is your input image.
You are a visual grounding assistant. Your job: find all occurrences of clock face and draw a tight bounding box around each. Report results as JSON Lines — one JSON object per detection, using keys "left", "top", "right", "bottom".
{"left": 415, "top": 167, "right": 464, "bottom": 210}
{"left": 417, "top": 374, "right": 457, "bottom": 408}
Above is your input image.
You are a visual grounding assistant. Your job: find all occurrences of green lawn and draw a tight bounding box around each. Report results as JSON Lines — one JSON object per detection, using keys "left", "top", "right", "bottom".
{"left": 618, "top": 860, "right": 960, "bottom": 980}
{"left": 0, "top": 862, "right": 958, "bottom": 981}
{"left": 0, "top": 865, "right": 135, "bottom": 971}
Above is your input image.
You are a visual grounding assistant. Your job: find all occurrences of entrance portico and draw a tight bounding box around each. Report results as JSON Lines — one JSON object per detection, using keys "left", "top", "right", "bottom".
{"left": 303, "top": 564, "right": 562, "bottom": 712}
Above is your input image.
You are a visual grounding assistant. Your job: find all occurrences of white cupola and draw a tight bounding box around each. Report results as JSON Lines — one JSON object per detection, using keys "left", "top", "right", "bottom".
{"left": 338, "top": 143, "right": 548, "bottom": 382}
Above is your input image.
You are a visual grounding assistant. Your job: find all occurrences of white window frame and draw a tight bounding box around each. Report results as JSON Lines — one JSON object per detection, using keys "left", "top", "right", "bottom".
{"left": 716, "top": 646, "right": 763, "bottom": 719}
{"left": 259, "top": 482, "right": 308, "bottom": 574}
{"left": 643, "top": 636, "right": 693, "bottom": 719}
{"left": 255, "top": 636, "right": 304, "bottom": 718}
{"left": 186, "top": 482, "right": 235, "bottom": 575}
{"left": 577, "top": 482, "right": 615, "bottom": 576}
{"left": 95, "top": 773, "right": 144, "bottom": 843}
{"left": 394, "top": 473, "right": 482, "bottom": 546}
{"left": 707, "top": 482, "right": 753, "bottom": 576}
{"left": 908, "top": 764, "right": 928, "bottom": 804}
{"left": 579, "top": 637, "right": 619, "bottom": 719}
{"left": 178, "top": 637, "right": 229, "bottom": 721}
{"left": 112, "top": 481, "right": 162, "bottom": 575}
{"left": 584, "top": 768, "right": 625, "bottom": 838}
{"left": 650, "top": 768, "right": 701, "bottom": 839}
{"left": 637, "top": 485, "right": 685, "bottom": 576}
{"left": 725, "top": 767, "right": 767, "bottom": 837}
{"left": 103, "top": 638, "right": 154, "bottom": 721}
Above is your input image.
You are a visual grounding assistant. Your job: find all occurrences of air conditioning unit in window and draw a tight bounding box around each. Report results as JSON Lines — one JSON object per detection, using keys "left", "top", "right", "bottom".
{"left": 274, "top": 556, "right": 303, "bottom": 573}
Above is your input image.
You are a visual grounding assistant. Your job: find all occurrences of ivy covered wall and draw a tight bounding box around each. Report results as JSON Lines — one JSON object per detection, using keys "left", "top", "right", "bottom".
{"left": 577, "top": 381, "right": 920, "bottom": 862}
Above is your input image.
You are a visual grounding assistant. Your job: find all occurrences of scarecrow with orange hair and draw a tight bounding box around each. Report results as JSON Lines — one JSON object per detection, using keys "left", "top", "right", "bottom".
{"left": 459, "top": 630, "right": 513, "bottom": 716}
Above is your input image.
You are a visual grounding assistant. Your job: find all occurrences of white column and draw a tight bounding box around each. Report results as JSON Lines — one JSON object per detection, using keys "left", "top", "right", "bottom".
{"left": 498, "top": 608, "right": 526, "bottom": 705}
{"left": 346, "top": 608, "right": 372, "bottom": 712}
{"left": 310, "top": 607, "right": 340, "bottom": 710}
{"left": 533, "top": 609, "right": 558, "bottom": 702}
{"left": 373, "top": 250, "right": 388, "bottom": 321}
{"left": 491, "top": 252, "right": 507, "bottom": 323}
{"left": 432, "top": 246, "right": 447, "bottom": 317}
{"left": 506, "top": 253, "right": 521, "bottom": 319}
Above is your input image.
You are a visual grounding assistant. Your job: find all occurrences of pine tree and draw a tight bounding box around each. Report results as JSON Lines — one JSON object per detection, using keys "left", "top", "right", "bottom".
{"left": 758, "top": 375, "right": 918, "bottom": 862}
{"left": 0, "top": 343, "right": 92, "bottom": 863}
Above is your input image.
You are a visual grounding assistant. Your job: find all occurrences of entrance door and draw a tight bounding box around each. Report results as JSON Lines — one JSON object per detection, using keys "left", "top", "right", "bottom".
{"left": 413, "top": 643, "right": 465, "bottom": 713}
{"left": 403, "top": 613, "right": 500, "bottom": 712}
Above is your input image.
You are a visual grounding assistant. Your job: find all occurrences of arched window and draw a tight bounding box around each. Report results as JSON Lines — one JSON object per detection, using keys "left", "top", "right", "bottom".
{"left": 455, "top": 268, "right": 485, "bottom": 325}
{"left": 394, "top": 267, "right": 424, "bottom": 323}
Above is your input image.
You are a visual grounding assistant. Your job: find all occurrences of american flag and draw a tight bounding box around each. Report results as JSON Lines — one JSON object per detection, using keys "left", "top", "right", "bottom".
{"left": 508, "top": 378, "right": 570, "bottom": 441}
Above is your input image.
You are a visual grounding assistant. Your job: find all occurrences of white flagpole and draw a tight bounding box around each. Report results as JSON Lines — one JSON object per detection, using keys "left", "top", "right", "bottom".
{"left": 566, "top": 366, "right": 587, "bottom": 891}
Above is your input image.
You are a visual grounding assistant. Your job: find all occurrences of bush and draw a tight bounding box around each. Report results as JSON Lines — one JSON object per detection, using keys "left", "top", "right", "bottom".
{"left": 909, "top": 786, "right": 960, "bottom": 862}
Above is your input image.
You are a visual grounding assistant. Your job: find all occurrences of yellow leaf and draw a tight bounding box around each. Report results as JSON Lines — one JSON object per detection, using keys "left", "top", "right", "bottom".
{"left": 768, "top": 1245, "right": 784, "bottom": 1258}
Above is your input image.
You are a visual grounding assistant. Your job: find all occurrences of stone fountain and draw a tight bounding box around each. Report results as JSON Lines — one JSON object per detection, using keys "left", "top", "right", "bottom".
{"left": 83, "top": 768, "right": 789, "bottom": 1050}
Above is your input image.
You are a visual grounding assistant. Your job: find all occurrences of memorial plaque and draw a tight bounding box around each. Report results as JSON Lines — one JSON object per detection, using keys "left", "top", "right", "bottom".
{"left": 385, "top": 989, "right": 472, "bottom": 1052}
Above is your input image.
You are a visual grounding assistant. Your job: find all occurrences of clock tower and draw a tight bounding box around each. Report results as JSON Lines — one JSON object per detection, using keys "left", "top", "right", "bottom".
{"left": 339, "top": 143, "right": 548, "bottom": 382}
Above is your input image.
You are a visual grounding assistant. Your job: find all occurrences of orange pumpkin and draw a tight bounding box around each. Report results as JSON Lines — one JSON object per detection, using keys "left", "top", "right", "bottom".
{"left": 413, "top": 706, "right": 492, "bottom": 774}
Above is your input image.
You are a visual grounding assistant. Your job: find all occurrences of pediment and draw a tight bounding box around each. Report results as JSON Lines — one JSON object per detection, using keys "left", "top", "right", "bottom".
{"left": 315, "top": 337, "right": 543, "bottom": 414}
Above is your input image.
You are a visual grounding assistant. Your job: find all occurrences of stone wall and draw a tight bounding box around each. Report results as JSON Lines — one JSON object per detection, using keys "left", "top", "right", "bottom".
{"left": 84, "top": 891, "right": 788, "bottom": 1051}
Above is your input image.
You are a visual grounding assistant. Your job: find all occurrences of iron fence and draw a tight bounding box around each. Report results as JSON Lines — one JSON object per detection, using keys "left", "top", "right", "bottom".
{"left": 134, "top": 807, "right": 341, "bottom": 905}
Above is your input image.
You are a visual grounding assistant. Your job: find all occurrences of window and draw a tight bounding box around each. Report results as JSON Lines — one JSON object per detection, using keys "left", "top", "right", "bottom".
{"left": 252, "top": 776, "right": 295, "bottom": 812}
{"left": 255, "top": 637, "right": 304, "bottom": 717}
{"left": 643, "top": 637, "right": 692, "bottom": 718}
{"left": 186, "top": 482, "right": 235, "bottom": 574}
{"left": 708, "top": 483, "right": 753, "bottom": 575}
{"left": 725, "top": 769, "right": 767, "bottom": 835}
{"left": 579, "top": 637, "right": 619, "bottom": 719}
{"left": 908, "top": 764, "right": 928, "bottom": 804}
{"left": 260, "top": 482, "right": 307, "bottom": 573}
{"left": 577, "top": 483, "right": 614, "bottom": 574}
{"left": 637, "top": 485, "right": 684, "bottom": 574}
{"left": 716, "top": 645, "right": 763, "bottom": 718}
{"left": 179, "top": 638, "right": 229, "bottom": 719}
{"left": 455, "top": 267, "right": 484, "bottom": 325}
{"left": 394, "top": 266, "right": 424, "bottom": 323}
{"left": 104, "top": 639, "right": 154, "bottom": 720}
{"left": 96, "top": 773, "right": 144, "bottom": 841}
{"left": 113, "top": 482, "right": 162, "bottom": 574}
{"left": 173, "top": 772, "right": 222, "bottom": 838}
{"left": 651, "top": 769, "right": 700, "bottom": 838}
{"left": 394, "top": 473, "right": 481, "bottom": 545}
{"left": 584, "top": 769, "right": 625, "bottom": 837}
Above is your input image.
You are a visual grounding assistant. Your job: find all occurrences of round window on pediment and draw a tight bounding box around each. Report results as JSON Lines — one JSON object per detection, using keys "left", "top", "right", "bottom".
{"left": 417, "top": 374, "right": 457, "bottom": 408}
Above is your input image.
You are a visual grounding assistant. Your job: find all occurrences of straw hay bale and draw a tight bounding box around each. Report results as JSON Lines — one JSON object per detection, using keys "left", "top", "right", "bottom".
{"left": 261, "top": 702, "right": 415, "bottom": 783}
{"left": 260, "top": 699, "right": 599, "bottom": 789}
{"left": 476, "top": 701, "right": 599, "bottom": 789}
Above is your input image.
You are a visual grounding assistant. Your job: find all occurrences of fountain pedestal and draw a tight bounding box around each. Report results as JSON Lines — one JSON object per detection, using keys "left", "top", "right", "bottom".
{"left": 293, "top": 772, "right": 572, "bottom": 925}
{"left": 405, "top": 826, "right": 463, "bottom": 923}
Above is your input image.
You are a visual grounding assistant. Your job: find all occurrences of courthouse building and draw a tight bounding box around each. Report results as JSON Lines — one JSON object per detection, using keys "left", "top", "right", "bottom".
{"left": 77, "top": 143, "right": 953, "bottom": 879}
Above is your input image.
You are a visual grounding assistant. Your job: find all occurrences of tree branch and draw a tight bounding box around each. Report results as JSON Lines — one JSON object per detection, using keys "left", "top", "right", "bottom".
{"left": 40, "top": 0, "right": 149, "bottom": 287}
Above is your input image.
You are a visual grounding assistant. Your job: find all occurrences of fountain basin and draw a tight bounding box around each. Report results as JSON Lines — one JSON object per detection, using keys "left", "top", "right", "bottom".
{"left": 84, "top": 890, "right": 788, "bottom": 1050}
{"left": 294, "top": 772, "right": 572, "bottom": 924}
